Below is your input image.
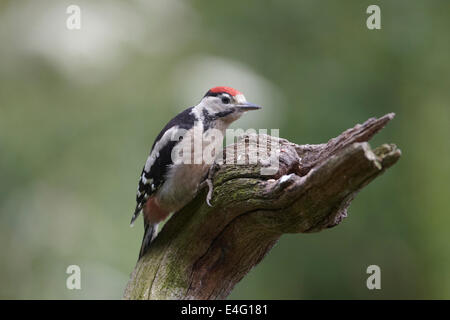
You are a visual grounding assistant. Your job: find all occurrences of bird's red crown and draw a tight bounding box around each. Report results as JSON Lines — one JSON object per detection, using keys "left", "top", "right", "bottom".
{"left": 208, "top": 86, "right": 242, "bottom": 97}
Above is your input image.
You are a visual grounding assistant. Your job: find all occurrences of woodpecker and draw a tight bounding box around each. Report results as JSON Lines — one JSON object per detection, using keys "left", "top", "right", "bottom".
{"left": 131, "top": 86, "right": 261, "bottom": 258}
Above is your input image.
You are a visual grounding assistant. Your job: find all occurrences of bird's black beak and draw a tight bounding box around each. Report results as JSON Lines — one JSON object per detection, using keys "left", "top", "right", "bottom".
{"left": 235, "top": 102, "right": 262, "bottom": 112}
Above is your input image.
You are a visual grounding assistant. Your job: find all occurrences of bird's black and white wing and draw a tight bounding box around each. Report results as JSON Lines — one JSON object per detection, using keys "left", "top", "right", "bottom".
{"left": 130, "top": 107, "right": 198, "bottom": 225}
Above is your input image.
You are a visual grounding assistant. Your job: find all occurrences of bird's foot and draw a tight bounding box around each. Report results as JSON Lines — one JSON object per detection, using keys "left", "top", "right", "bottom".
{"left": 205, "top": 178, "right": 214, "bottom": 207}
{"left": 200, "top": 163, "right": 220, "bottom": 207}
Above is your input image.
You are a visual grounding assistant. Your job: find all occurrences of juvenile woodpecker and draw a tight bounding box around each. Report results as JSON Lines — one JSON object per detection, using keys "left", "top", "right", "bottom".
{"left": 131, "top": 86, "right": 261, "bottom": 258}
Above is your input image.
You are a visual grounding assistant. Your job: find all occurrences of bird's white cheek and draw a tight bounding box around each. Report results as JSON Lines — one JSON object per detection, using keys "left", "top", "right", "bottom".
{"left": 222, "top": 111, "right": 243, "bottom": 124}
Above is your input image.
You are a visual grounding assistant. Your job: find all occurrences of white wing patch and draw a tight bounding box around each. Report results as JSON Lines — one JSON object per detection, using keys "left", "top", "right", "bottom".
{"left": 144, "top": 125, "right": 180, "bottom": 173}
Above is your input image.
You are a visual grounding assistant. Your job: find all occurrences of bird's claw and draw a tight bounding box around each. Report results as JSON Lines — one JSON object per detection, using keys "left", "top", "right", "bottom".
{"left": 201, "top": 163, "right": 220, "bottom": 207}
{"left": 205, "top": 178, "right": 213, "bottom": 207}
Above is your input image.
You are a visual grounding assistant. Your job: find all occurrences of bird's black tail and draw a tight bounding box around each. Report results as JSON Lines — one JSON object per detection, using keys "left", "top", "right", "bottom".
{"left": 138, "top": 222, "right": 157, "bottom": 259}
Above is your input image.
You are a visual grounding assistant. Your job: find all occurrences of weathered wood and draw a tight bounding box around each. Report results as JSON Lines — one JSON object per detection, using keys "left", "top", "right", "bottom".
{"left": 124, "top": 113, "right": 401, "bottom": 300}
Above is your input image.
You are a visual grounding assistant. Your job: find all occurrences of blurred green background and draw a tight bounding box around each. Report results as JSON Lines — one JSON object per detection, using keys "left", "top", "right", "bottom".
{"left": 1, "top": 0, "right": 449, "bottom": 299}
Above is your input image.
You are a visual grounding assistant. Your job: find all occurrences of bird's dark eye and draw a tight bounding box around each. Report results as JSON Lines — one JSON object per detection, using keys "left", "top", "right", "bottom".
{"left": 221, "top": 97, "right": 231, "bottom": 104}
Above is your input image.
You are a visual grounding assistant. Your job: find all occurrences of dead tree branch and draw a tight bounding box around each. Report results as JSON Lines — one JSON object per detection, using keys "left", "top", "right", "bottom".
{"left": 124, "top": 113, "right": 401, "bottom": 300}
